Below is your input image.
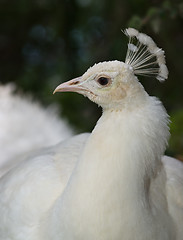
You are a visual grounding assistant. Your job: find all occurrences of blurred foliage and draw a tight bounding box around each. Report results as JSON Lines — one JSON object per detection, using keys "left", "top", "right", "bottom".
{"left": 0, "top": 0, "right": 183, "bottom": 155}
{"left": 169, "top": 110, "right": 183, "bottom": 156}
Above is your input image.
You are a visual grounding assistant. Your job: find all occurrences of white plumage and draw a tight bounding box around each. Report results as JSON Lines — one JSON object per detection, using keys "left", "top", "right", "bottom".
{"left": 0, "top": 83, "right": 73, "bottom": 177}
{"left": 0, "top": 28, "right": 183, "bottom": 240}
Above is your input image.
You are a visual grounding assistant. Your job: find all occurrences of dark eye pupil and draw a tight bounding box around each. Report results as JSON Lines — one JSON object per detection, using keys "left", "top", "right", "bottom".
{"left": 98, "top": 77, "right": 109, "bottom": 86}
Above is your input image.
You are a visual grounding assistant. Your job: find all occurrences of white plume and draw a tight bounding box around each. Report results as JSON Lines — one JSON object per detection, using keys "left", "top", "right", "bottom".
{"left": 124, "top": 28, "right": 168, "bottom": 81}
{"left": 0, "top": 83, "right": 73, "bottom": 177}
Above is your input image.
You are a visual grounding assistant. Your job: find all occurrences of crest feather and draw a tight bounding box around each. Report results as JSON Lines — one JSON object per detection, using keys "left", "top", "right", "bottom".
{"left": 124, "top": 28, "right": 168, "bottom": 82}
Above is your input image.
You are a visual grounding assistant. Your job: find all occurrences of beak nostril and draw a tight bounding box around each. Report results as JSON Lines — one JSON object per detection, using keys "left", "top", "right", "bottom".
{"left": 53, "top": 76, "right": 82, "bottom": 94}
{"left": 70, "top": 81, "right": 79, "bottom": 85}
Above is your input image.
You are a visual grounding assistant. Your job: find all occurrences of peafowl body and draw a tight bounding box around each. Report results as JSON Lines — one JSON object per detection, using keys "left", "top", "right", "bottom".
{"left": 0, "top": 28, "right": 183, "bottom": 240}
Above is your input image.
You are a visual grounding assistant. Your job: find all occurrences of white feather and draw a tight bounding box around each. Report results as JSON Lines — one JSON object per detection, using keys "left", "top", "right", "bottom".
{"left": 124, "top": 28, "right": 168, "bottom": 81}
{"left": 0, "top": 83, "right": 73, "bottom": 177}
{"left": 124, "top": 27, "right": 139, "bottom": 37}
{"left": 128, "top": 43, "right": 138, "bottom": 52}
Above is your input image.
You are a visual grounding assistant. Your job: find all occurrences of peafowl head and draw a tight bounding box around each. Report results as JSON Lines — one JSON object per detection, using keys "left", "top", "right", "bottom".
{"left": 54, "top": 28, "right": 168, "bottom": 110}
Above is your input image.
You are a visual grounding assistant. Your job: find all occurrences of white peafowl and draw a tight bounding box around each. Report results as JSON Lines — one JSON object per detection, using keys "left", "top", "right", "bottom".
{"left": 0, "top": 83, "right": 73, "bottom": 177}
{"left": 0, "top": 28, "right": 183, "bottom": 240}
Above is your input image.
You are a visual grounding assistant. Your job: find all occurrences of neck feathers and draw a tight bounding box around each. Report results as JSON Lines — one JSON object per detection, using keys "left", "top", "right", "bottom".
{"left": 95, "top": 95, "right": 169, "bottom": 177}
{"left": 45, "top": 95, "right": 170, "bottom": 240}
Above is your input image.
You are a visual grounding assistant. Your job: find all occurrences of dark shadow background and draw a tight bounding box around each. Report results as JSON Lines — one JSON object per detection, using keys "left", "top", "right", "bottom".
{"left": 0, "top": 0, "right": 183, "bottom": 157}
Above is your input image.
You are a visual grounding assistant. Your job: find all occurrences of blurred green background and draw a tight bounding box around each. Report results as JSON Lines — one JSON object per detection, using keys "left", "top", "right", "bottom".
{"left": 0, "top": 0, "right": 183, "bottom": 158}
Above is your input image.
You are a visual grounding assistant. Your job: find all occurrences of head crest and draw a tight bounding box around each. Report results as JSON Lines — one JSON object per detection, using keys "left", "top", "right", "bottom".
{"left": 124, "top": 28, "right": 168, "bottom": 82}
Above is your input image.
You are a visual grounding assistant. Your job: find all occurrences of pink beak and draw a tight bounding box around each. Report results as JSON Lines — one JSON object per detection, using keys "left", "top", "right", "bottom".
{"left": 53, "top": 77, "right": 85, "bottom": 94}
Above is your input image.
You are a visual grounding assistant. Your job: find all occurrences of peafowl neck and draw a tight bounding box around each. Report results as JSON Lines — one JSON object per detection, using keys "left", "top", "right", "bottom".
{"left": 47, "top": 95, "right": 170, "bottom": 240}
